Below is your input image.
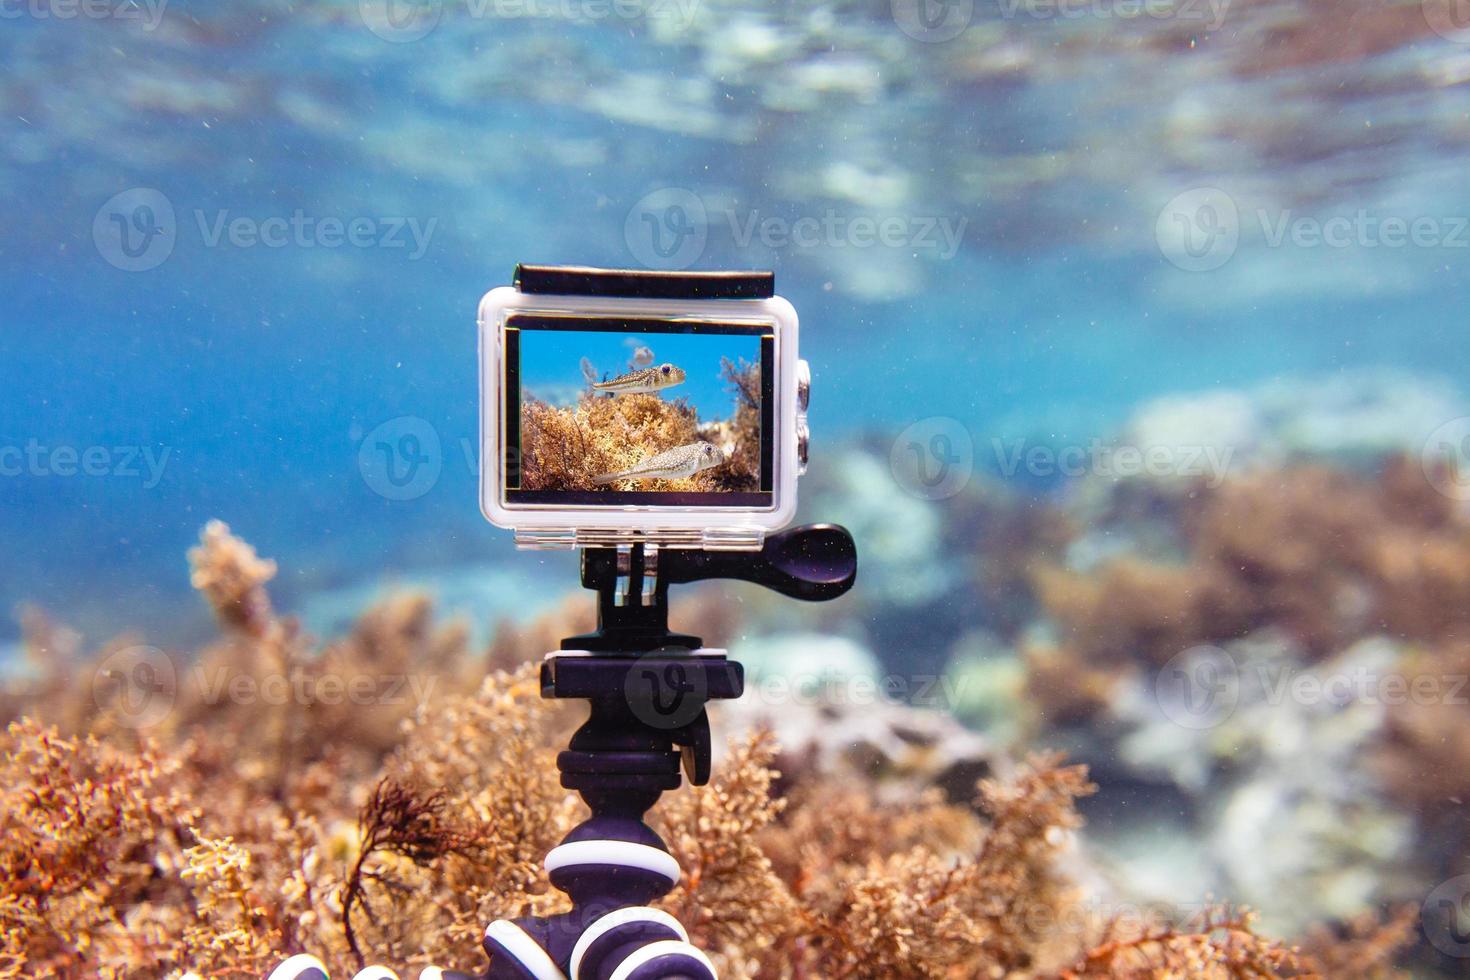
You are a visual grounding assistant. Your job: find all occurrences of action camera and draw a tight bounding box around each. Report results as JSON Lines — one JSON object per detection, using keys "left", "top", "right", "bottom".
{"left": 479, "top": 265, "right": 808, "bottom": 550}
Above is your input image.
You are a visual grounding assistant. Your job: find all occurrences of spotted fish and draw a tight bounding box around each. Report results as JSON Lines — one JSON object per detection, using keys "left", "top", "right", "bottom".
{"left": 593, "top": 442, "right": 726, "bottom": 485}
{"left": 588, "top": 362, "right": 686, "bottom": 395}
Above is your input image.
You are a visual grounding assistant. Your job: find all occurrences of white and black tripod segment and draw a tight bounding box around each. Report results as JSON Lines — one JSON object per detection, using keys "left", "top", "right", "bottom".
{"left": 255, "top": 955, "right": 476, "bottom": 980}
{"left": 481, "top": 840, "right": 717, "bottom": 979}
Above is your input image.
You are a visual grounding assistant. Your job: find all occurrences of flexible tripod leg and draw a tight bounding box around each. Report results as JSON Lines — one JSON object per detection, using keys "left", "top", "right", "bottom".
{"left": 482, "top": 900, "right": 715, "bottom": 980}
{"left": 481, "top": 838, "right": 717, "bottom": 980}
{"left": 482, "top": 745, "right": 717, "bottom": 980}
{"left": 259, "top": 955, "right": 477, "bottom": 980}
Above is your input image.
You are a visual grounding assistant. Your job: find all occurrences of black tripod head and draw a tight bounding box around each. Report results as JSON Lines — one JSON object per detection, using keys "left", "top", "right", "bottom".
{"left": 542, "top": 524, "right": 856, "bottom": 790}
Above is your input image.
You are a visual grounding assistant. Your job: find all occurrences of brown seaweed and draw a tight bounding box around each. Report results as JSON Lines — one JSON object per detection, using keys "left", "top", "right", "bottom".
{"left": 0, "top": 520, "right": 1420, "bottom": 978}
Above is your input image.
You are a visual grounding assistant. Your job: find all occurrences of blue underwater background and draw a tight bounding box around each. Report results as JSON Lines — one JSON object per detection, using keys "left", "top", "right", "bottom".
{"left": 13, "top": 0, "right": 1470, "bottom": 973}
{"left": 6, "top": 0, "right": 1470, "bottom": 647}
{"left": 519, "top": 327, "right": 759, "bottom": 416}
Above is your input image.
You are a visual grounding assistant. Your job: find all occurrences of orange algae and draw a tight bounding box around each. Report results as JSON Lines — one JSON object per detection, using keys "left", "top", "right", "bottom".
{"left": 0, "top": 520, "right": 1419, "bottom": 979}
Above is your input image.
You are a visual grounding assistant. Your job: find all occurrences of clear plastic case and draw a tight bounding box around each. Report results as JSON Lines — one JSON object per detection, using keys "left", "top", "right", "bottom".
{"left": 478, "top": 286, "right": 803, "bottom": 549}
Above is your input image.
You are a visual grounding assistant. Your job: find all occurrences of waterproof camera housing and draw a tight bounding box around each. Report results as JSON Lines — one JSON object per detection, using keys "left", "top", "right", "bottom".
{"left": 479, "top": 266, "right": 806, "bottom": 550}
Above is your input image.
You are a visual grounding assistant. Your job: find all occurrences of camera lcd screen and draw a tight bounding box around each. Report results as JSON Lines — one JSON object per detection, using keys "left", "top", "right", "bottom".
{"left": 503, "top": 314, "right": 775, "bottom": 507}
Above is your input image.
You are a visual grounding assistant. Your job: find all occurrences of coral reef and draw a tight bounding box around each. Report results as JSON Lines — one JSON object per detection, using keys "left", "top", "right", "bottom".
{"left": 721, "top": 634, "right": 1002, "bottom": 806}
{"left": 520, "top": 391, "right": 704, "bottom": 491}
{"left": 788, "top": 402, "right": 1464, "bottom": 972}
{"left": 714, "top": 356, "right": 764, "bottom": 491}
{"left": 0, "top": 719, "right": 197, "bottom": 977}
{"left": 1028, "top": 454, "right": 1470, "bottom": 678}
{"left": 518, "top": 359, "right": 762, "bottom": 493}
{"left": 799, "top": 443, "right": 1072, "bottom": 678}
{"left": 1009, "top": 453, "right": 1470, "bottom": 955}
{"left": 0, "top": 520, "right": 1421, "bottom": 978}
